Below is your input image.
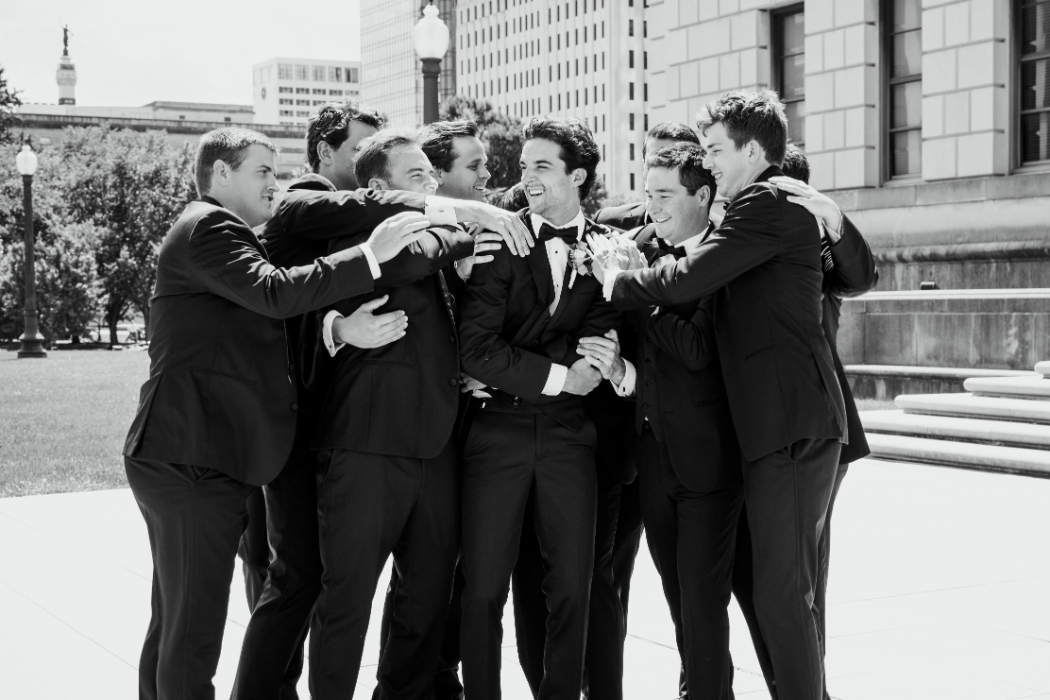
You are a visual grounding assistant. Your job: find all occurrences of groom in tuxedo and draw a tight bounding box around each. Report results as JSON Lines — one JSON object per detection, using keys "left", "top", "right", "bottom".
{"left": 457, "top": 116, "right": 619, "bottom": 699}
{"left": 593, "top": 91, "right": 847, "bottom": 700}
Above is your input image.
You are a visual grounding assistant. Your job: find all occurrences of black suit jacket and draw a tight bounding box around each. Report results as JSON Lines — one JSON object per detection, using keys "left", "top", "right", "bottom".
{"left": 312, "top": 223, "right": 474, "bottom": 458}
{"left": 822, "top": 216, "right": 879, "bottom": 464}
{"left": 595, "top": 201, "right": 647, "bottom": 232}
{"left": 610, "top": 166, "right": 846, "bottom": 462}
{"left": 629, "top": 226, "right": 741, "bottom": 493}
{"left": 459, "top": 211, "right": 620, "bottom": 432}
{"left": 124, "top": 195, "right": 411, "bottom": 486}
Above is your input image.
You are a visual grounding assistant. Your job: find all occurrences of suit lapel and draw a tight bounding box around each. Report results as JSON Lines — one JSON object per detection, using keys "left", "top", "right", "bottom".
{"left": 548, "top": 219, "right": 600, "bottom": 326}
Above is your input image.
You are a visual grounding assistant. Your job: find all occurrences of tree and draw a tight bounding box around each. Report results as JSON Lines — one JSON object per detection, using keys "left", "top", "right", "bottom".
{"left": 439, "top": 95, "right": 524, "bottom": 190}
{"left": 0, "top": 66, "right": 22, "bottom": 144}
{"left": 56, "top": 127, "right": 196, "bottom": 345}
{"left": 582, "top": 175, "right": 612, "bottom": 219}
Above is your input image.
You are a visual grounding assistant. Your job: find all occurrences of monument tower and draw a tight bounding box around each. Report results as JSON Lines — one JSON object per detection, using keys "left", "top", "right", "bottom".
{"left": 56, "top": 25, "right": 76, "bottom": 105}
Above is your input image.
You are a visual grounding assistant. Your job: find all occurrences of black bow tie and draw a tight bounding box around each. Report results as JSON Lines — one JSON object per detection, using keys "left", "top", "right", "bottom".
{"left": 656, "top": 237, "right": 687, "bottom": 259}
{"left": 538, "top": 222, "right": 579, "bottom": 244}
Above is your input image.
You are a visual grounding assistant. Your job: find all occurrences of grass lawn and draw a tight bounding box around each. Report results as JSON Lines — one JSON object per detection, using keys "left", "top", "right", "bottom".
{"left": 0, "top": 349, "right": 150, "bottom": 498}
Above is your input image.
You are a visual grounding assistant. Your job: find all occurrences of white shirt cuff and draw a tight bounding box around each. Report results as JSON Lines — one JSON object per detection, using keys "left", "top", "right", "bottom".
{"left": 615, "top": 358, "right": 637, "bottom": 397}
{"left": 359, "top": 242, "right": 382, "bottom": 279}
{"left": 602, "top": 269, "right": 625, "bottom": 301}
{"left": 542, "top": 363, "right": 568, "bottom": 396}
{"left": 322, "top": 310, "right": 347, "bottom": 357}
{"left": 424, "top": 197, "right": 458, "bottom": 227}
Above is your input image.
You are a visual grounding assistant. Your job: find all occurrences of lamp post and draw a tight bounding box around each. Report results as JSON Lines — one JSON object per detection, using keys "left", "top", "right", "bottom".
{"left": 15, "top": 144, "right": 46, "bottom": 358}
{"left": 413, "top": 2, "right": 450, "bottom": 125}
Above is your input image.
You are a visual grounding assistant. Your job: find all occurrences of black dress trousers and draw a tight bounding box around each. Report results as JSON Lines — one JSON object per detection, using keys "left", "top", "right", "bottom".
{"left": 637, "top": 427, "right": 742, "bottom": 700}
{"left": 231, "top": 443, "right": 321, "bottom": 700}
{"left": 741, "top": 437, "right": 840, "bottom": 700}
{"left": 309, "top": 441, "right": 460, "bottom": 700}
{"left": 460, "top": 409, "right": 597, "bottom": 700}
{"left": 238, "top": 487, "right": 269, "bottom": 613}
{"left": 125, "top": 457, "right": 255, "bottom": 700}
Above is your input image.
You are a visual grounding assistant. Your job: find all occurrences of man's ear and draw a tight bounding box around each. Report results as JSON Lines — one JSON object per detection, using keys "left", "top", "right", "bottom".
{"left": 368, "top": 177, "right": 388, "bottom": 191}
{"left": 212, "top": 159, "right": 230, "bottom": 188}
{"left": 432, "top": 169, "right": 445, "bottom": 186}
{"left": 746, "top": 140, "right": 764, "bottom": 164}
{"left": 571, "top": 167, "right": 587, "bottom": 188}
{"left": 694, "top": 184, "right": 711, "bottom": 208}
{"left": 316, "top": 141, "right": 333, "bottom": 166}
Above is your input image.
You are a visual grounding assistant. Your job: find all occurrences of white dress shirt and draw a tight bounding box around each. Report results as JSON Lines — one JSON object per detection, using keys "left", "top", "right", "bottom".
{"left": 613, "top": 225, "right": 713, "bottom": 398}
{"left": 530, "top": 210, "right": 586, "bottom": 396}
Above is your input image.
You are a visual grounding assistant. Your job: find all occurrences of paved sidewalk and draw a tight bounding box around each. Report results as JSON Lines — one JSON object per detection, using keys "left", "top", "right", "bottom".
{"left": 1, "top": 459, "right": 1049, "bottom": 699}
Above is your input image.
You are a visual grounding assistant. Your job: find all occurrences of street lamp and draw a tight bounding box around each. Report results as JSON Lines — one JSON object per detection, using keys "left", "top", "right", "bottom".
{"left": 15, "top": 144, "right": 46, "bottom": 358}
{"left": 413, "top": 2, "right": 450, "bottom": 125}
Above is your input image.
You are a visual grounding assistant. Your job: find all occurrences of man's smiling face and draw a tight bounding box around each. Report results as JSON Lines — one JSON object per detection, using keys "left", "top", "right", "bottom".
{"left": 435, "top": 135, "right": 490, "bottom": 201}
{"left": 223, "top": 144, "right": 279, "bottom": 227}
{"left": 380, "top": 145, "right": 438, "bottom": 194}
{"left": 520, "top": 137, "right": 582, "bottom": 224}
{"left": 702, "top": 121, "right": 754, "bottom": 201}
{"left": 646, "top": 166, "right": 710, "bottom": 247}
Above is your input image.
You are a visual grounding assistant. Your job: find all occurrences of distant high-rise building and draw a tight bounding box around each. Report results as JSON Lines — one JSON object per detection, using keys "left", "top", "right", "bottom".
{"left": 361, "top": 0, "right": 457, "bottom": 127}
{"left": 455, "top": 0, "right": 648, "bottom": 199}
{"left": 56, "top": 30, "right": 77, "bottom": 105}
{"left": 253, "top": 57, "right": 362, "bottom": 128}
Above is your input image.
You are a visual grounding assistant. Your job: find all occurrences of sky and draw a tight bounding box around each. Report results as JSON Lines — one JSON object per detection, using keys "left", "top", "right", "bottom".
{"left": 1, "top": 0, "right": 362, "bottom": 106}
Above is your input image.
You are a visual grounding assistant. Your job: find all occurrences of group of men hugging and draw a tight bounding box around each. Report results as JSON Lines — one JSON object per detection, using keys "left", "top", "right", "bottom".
{"left": 122, "top": 87, "right": 877, "bottom": 700}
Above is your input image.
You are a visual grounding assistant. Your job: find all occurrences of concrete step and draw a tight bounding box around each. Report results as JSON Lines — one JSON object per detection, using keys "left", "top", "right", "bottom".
{"left": 844, "top": 365, "right": 1039, "bottom": 401}
{"left": 865, "top": 433, "right": 1050, "bottom": 477}
{"left": 964, "top": 375, "right": 1050, "bottom": 399}
{"left": 895, "top": 393, "right": 1050, "bottom": 424}
{"left": 1036, "top": 361, "right": 1050, "bottom": 377}
{"left": 860, "top": 409, "right": 1050, "bottom": 448}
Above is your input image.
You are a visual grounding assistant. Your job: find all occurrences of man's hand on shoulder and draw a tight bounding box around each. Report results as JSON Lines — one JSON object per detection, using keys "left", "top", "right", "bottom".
{"left": 768, "top": 176, "right": 844, "bottom": 243}
{"left": 446, "top": 199, "right": 534, "bottom": 257}
{"left": 562, "top": 358, "right": 602, "bottom": 396}
{"left": 367, "top": 212, "right": 432, "bottom": 263}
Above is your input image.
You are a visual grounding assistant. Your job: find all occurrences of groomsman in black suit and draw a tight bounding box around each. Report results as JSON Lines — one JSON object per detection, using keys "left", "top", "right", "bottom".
{"left": 122, "top": 127, "right": 436, "bottom": 700}
{"left": 593, "top": 91, "right": 848, "bottom": 700}
{"left": 232, "top": 102, "right": 406, "bottom": 700}
{"left": 457, "top": 116, "right": 619, "bottom": 699}
{"left": 308, "top": 129, "right": 503, "bottom": 699}
{"left": 732, "top": 144, "right": 878, "bottom": 700}
{"left": 374, "top": 118, "right": 503, "bottom": 700}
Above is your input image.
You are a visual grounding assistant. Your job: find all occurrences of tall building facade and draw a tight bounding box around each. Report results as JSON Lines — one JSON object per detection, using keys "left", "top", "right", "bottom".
{"left": 360, "top": 0, "right": 458, "bottom": 127}
{"left": 253, "top": 57, "right": 362, "bottom": 127}
{"left": 455, "top": 0, "right": 649, "bottom": 199}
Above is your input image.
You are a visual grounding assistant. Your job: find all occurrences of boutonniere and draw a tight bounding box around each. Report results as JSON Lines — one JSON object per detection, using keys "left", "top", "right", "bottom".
{"left": 568, "top": 240, "right": 593, "bottom": 289}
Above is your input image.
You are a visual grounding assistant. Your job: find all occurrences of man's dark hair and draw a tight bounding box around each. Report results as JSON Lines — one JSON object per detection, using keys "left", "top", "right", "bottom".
{"left": 487, "top": 183, "right": 529, "bottom": 212}
{"left": 521, "top": 116, "right": 601, "bottom": 198}
{"left": 781, "top": 142, "right": 810, "bottom": 184}
{"left": 643, "top": 121, "right": 701, "bottom": 158}
{"left": 353, "top": 129, "right": 420, "bottom": 186}
{"left": 697, "top": 90, "right": 788, "bottom": 166}
{"left": 194, "top": 128, "right": 277, "bottom": 197}
{"left": 646, "top": 144, "right": 716, "bottom": 199}
{"left": 306, "top": 101, "right": 385, "bottom": 172}
{"left": 420, "top": 119, "right": 481, "bottom": 173}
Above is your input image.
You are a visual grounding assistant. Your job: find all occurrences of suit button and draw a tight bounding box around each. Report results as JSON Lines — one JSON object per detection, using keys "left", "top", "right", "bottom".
{"left": 642, "top": 402, "right": 649, "bottom": 410}
{"left": 290, "top": 403, "right": 299, "bottom": 411}
{"left": 645, "top": 380, "right": 653, "bottom": 387}
{"left": 449, "top": 377, "right": 458, "bottom": 386}
{"left": 449, "top": 335, "right": 456, "bottom": 343}
{"left": 512, "top": 396, "right": 522, "bottom": 408}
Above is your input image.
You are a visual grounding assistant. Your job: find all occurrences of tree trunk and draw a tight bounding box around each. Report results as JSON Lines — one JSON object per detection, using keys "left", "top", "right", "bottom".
{"left": 139, "top": 296, "right": 151, "bottom": 343}
{"left": 105, "top": 299, "right": 122, "bottom": 348}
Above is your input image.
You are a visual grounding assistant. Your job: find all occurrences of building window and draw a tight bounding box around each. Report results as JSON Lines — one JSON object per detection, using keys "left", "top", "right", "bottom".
{"left": 773, "top": 6, "right": 806, "bottom": 148}
{"left": 329, "top": 89, "right": 343, "bottom": 96}
{"left": 278, "top": 87, "right": 293, "bottom": 94}
{"left": 1021, "top": 0, "right": 1050, "bottom": 165}
{"left": 883, "top": 0, "right": 923, "bottom": 177}
{"left": 629, "top": 50, "right": 635, "bottom": 69}
{"left": 279, "top": 98, "right": 293, "bottom": 105}
{"left": 329, "top": 66, "right": 343, "bottom": 82}
{"left": 630, "top": 143, "right": 635, "bottom": 160}
{"left": 629, "top": 19, "right": 634, "bottom": 36}
{"left": 630, "top": 173, "right": 636, "bottom": 189}
{"left": 313, "top": 88, "right": 327, "bottom": 95}
{"left": 278, "top": 63, "right": 292, "bottom": 80}
{"left": 295, "top": 64, "right": 309, "bottom": 81}
{"left": 295, "top": 87, "right": 310, "bottom": 94}
{"left": 629, "top": 113, "right": 635, "bottom": 130}
{"left": 630, "top": 82, "right": 635, "bottom": 100}
{"left": 279, "top": 110, "right": 294, "bottom": 117}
